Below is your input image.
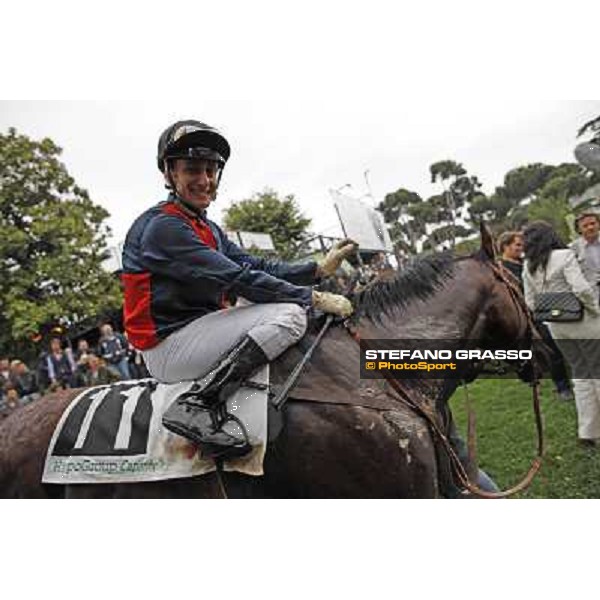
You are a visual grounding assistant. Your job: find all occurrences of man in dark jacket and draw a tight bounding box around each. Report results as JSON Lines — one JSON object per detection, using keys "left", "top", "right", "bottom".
{"left": 73, "top": 354, "right": 120, "bottom": 387}
{"left": 10, "top": 360, "right": 40, "bottom": 403}
{"left": 39, "top": 337, "right": 77, "bottom": 392}
{"left": 498, "top": 230, "right": 524, "bottom": 281}
{"left": 98, "top": 324, "right": 131, "bottom": 380}
{"left": 122, "top": 120, "right": 355, "bottom": 457}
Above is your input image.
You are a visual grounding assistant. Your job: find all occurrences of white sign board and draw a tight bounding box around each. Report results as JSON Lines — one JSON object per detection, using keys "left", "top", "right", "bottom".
{"left": 330, "top": 190, "right": 393, "bottom": 252}
{"left": 238, "top": 231, "right": 276, "bottom": 251}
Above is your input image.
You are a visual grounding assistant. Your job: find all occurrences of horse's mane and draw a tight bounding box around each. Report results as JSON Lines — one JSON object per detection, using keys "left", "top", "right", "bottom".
{"left": 351, "top": 252, "right": 456, "bottom": 324}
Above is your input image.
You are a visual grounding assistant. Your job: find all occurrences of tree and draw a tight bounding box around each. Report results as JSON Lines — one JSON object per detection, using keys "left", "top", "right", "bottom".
{"left": 380, "top": 163, "right": 482, "bottom": 255}
{"left": 382, "top": 156, "right": 600, "bottom": 258}
{"left": 0, "top": 128, "right": 122, "bottom": 359}
{"left": 503, "top": 164, "right": 555, "bottom": 202}
{"left": 469, "top": 162, "right": 599, "bottom": 238}
{"left": 526, "top": 164, "right": 592, "bottom": 239}
{"left": 223, "top": 188, "right": 312, "bottom": 260}
{"left": 378, "top": 188, "right": 425, "bottom": 256}
{"left": 429, "top": 160, "right": 478, "bottom": 249}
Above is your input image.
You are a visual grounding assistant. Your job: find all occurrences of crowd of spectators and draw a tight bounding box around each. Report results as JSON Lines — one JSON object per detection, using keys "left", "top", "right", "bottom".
{"left": 0, "top": 324, "right": 150, "bottom": 420}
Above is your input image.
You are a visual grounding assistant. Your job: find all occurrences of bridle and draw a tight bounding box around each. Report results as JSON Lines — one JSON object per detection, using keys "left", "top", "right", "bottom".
{"left": 345, "top": 255, "right": 544, "bottom": 499}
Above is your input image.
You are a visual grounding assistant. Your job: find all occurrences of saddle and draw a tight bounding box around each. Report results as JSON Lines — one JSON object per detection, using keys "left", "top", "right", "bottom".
{"left": 166, "top": 314, "right": 404, "bottom": 459}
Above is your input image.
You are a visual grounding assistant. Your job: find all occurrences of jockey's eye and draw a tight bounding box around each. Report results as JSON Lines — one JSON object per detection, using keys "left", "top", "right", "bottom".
{"left": 182, "top": 160, "right": 219, "bottom": 177}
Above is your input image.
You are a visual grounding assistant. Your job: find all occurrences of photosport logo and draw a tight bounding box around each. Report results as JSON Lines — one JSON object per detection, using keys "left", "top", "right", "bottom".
{"left": 359, "top": 339, "right": 534, "bottom": 380}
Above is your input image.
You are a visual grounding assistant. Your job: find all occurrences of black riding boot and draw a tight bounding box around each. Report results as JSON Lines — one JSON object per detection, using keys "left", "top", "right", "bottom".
{"left": 162, "top": 336, "right": 269, "bottom": 459}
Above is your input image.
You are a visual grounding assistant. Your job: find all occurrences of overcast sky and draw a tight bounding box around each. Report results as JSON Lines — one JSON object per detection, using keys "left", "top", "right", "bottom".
{"left": 2, "top": 100, "right": 597, "bottom": 247}
{"left": 1, "top": 2, "right": 599, "bottom": 249}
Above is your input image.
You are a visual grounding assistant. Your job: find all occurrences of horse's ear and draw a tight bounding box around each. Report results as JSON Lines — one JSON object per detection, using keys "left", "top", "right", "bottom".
{"left": 479, "top": 221, "right": 496, "bottom": 261}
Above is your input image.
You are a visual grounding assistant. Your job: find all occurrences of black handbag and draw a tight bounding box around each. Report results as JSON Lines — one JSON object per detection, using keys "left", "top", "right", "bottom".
{"left": 533, "top": 266, "right": 584, "bottom": 322}
{"left": 533, "top": 291, "right": 583, "bottom": 322}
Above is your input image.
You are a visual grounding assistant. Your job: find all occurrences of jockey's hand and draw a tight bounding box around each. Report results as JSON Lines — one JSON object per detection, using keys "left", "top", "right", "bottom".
{"left": 317, "top": 238, "right": 358, "bottom": 278}
{"left": 312, "top": 290, "right": 354, "bottom": 318}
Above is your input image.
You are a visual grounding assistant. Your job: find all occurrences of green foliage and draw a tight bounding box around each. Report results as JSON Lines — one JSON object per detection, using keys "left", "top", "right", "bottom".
{"left": 430, "top": 160, "right": 466, "bottom": 183}
{"left": 382, "top": 157, "right": 600, "bottom": 256}
{"left": 525, "top": 164, "right": 591, "bottom": 239}
{"left": 378, "top": 188, "right": 425, "bottom": 255}
{"left": 223, "top": 188, "right": 312, "bottom": 260}
{"left": 0, "top": 128, "right": 122, "bottom": 356}
{"left": 526, "top": 196, "right": 571, "bottom": 240}
{"left": 428, "top": 160, "right": 479, "bottom": 249}
{"left": 380, "top": 161, "right": 480, "bottom": 255}
{"left": 503, "top": 163, "right": 555, "bottom": 201}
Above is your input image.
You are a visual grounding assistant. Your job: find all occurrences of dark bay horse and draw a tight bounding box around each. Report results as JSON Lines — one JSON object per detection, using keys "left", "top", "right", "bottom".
{"left": 0, "top": 227, "right": 535, "bottom": 498}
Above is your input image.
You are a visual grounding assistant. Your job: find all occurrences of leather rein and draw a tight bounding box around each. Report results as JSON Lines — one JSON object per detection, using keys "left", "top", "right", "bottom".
{"left": 344, "top": 258, "right": 544, "bottom": 499}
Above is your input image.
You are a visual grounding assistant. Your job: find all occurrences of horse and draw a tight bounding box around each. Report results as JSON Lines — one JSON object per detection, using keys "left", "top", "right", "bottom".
{"left": 0, "top": 225, "right": 537, "bottom": 498}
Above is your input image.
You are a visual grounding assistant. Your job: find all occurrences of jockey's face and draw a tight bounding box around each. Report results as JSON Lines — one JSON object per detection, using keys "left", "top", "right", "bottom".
{"left": 168, "top": 158, "right": 219, "bottom": 211}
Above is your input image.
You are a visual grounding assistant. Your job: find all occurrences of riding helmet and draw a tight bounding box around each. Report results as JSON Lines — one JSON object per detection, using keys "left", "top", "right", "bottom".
{"left": 157, "top": 120, "right": 231, "bottom": 173}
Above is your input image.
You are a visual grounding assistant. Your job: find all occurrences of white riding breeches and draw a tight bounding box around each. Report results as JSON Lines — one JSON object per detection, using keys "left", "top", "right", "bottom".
{"left": 142, "top": 303, "right": 308, "bottom": 384}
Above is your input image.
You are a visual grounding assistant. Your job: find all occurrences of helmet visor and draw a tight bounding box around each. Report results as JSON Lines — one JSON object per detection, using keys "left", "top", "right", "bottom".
{"left": 166, "top": 146, "right": 225, "bottom": 165}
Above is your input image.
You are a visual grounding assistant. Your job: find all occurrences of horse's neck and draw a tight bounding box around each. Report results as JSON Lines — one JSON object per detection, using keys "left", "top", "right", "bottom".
{"left": 354, "top": 261, "right": 486, "bottom": 403}
{"left": 360, "top": 274, "right": 484, "bottom": 342}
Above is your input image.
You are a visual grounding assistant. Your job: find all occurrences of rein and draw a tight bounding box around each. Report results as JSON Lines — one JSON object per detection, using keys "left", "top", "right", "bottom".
{"left": 345, "top": 257, "right": 544, "bottom": 499}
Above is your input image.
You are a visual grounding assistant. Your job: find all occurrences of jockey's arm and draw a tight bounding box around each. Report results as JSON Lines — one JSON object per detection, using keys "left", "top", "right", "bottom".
{"left": 141, "top": 214, "right": 314, "bottom": 308}
{"left": 215, "top": 223, "right": 319, "bottom": 287}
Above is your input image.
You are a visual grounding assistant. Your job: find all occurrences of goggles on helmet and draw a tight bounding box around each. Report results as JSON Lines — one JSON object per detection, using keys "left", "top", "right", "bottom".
{"left": 164, "top": 146, "right": 226, "bottom": 167}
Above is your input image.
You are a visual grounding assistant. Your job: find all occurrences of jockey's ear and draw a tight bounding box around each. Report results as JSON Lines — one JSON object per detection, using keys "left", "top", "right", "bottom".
{"left": 479, "top": 221, "right": 496, "bottom": 261}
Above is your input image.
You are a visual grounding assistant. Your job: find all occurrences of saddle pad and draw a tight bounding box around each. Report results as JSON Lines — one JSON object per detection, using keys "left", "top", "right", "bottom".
{"left": 42, "top": 366, "right": 269, "bottom": 484}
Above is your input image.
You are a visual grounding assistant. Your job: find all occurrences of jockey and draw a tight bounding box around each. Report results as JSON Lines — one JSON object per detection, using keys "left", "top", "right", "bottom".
{"left": 122, "top": 120, "right": 356, "bottom": 457}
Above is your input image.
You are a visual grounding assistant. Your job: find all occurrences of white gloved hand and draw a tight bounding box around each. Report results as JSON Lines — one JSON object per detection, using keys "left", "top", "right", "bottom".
{"left": 312, "top": 290, "right": 354, "bottom": 318}
{"left": 317, "top": 238, "right": 358, "bottom": 278}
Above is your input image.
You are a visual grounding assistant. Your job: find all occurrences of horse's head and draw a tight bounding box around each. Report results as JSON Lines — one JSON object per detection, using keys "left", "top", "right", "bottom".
{"left": 351, "top": 223, "right": 544, "bottom": 384}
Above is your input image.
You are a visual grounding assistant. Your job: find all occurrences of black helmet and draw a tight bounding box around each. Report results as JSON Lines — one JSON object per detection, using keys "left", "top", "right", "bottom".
{"left": 157, "top": 120, "right": 231, "bottom": 173}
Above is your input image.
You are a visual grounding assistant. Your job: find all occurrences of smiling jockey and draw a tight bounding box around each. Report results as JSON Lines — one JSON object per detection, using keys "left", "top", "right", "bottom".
{"left": 121, "top": 120, "right": 356, "bottom": 458}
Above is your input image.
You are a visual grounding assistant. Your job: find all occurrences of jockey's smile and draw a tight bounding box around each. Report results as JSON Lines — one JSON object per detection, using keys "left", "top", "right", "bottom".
{"left": 168, "top": 158, "right": 219, "bottom": 211}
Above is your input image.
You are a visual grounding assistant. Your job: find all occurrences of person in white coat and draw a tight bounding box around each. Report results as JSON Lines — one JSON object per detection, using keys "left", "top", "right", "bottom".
{"left": 523, "top": 221, "right": 600, "bottom": 446}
